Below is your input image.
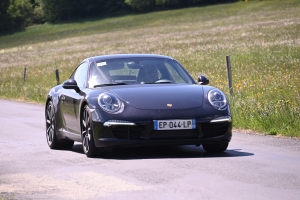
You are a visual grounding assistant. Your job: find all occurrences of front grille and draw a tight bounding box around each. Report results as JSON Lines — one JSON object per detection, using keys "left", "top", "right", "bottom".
{"left": 110, "top": 122, "right": 230, "bottom": 140}
{"left": 110, "top": 124, "right": 199, "bottom": 140}
{"left": 201, "top": 122, "right": 229, "bottom": 138}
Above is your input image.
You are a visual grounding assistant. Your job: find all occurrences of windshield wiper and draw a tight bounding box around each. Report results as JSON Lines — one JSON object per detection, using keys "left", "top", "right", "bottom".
{"left": 140, "top": 79, "right": 175, "bottom": 84}
{"left": 94, "top": 83, "right": 127, "bottom": 87}
{"left": 154, "top": 79, "right": 175, "bottom": 84}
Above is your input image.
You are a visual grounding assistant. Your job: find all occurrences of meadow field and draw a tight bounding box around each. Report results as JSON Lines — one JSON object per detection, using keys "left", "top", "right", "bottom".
{"left": 0, "top": 0, "right": 299, "bottom": 137}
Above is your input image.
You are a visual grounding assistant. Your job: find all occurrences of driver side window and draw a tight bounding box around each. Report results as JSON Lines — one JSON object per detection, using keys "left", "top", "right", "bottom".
{"left": 72, "top": 62, "right": 88, "bottom": 88}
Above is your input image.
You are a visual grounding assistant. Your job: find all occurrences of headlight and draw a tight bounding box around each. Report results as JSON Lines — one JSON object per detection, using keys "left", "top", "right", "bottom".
{"left": 208, "top": 89, "right": 228, "bottom": 110}
{"left": 98, "top": 93, "right": 124, "bottom": 114}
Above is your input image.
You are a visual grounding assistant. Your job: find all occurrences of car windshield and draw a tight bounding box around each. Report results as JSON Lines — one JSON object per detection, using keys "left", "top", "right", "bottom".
{"left": 88, "top": 57, "right": 195, "bottom": 88}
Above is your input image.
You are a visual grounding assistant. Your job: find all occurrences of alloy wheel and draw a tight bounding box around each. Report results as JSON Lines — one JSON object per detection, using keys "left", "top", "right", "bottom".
{"left": 46, "top": 102, "right": 55, "bottom": 146}
{"left": 82, "top": 108, "right": 91, "bottom": 154}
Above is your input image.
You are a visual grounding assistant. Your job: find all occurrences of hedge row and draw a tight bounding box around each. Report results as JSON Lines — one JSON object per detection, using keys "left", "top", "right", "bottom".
{"left": 0, "top": 0, "right": 237, "bottom": 34}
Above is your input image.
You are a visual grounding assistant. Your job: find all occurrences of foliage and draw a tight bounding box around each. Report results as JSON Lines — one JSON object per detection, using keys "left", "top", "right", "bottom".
{"left": 39, "top": 0, "right": 58, "bottom": 22}
{"left": 7, "top": 0, "right": 34, "bottom": 27}
{"left": 0, "top": 0, "right": 11, "bottom": 32}
{"left": 0, "top": 0, "right": 43, "bottom": 33}
{"left": 125, "top": 0, "right": 156, "bottom": 12}
{"left": 126, "top": 0, "right": 238, "bottom": 11}
{"left": 156, "top": 0, "right": 180, "bottom": 8}
{"left": 40, "top": 0, "right": 130, "bottom": 22}
{"left": 1, "top": 0, "right": 239, "bottom": 33}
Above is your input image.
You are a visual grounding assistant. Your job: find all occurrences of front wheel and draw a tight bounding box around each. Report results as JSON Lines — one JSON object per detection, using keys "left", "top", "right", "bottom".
{"left": 46, "top": 101, "right": 60, "bottom": 149}
{"left": 46, "top": 101, "right": 74, "bottom": 149}
{"left": 202, "top": 143, "right": 228, "bottom": 153}
{"left": 81, "top": 105, "right": 98, "bottom": 157}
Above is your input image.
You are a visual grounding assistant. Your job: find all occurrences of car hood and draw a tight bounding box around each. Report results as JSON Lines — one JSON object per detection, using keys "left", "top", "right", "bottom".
{"left": 104, "top": 84, "right": 204, "bottom": 109}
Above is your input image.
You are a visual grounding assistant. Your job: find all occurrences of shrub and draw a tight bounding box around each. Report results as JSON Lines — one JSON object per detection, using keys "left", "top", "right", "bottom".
{"left": 0, "top": 0, "right": 43, "bottom": 33}
{"left": 125, "top": 0, "right": 156, "bottom": 12}
{"left": 7, "top": 0, "right": 34, "bottom": 27}
{"left": 0, "top": 0, "right": 11, "bottom": 32}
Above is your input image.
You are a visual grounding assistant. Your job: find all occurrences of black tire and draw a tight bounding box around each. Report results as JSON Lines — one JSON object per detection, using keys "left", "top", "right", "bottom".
{"left": 81, "top": 105, "right": 98, "bottom": 158}
{"left": 45, "top": 101, "right": 61, "bottom": 149}
{"left": 202, "top": 142, "right": 228, "bottom": 153}
{"left": 46, "top": 101, "right": 74, "bottom": 149}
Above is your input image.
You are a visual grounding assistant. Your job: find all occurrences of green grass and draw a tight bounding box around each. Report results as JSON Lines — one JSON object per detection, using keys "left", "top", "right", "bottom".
{"left": 0, "top": 0, "right": 299, "bottom": 137}
{"left": 0, "top": 195, "right": 12, "bottom": 200}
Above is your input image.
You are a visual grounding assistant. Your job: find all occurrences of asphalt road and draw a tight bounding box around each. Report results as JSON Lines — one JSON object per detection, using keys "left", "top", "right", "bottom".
{"left": 0, "top": 99, "right": 300, "bottom": 200}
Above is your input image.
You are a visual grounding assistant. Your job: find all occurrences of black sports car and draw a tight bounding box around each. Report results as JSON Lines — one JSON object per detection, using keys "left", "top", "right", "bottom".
{"left": 45, "top": 54, "right": 232, "bottom": 157}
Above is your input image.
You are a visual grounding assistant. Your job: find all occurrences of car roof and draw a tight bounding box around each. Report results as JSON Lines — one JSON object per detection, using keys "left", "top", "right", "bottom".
{"left": 85, "top": 54, "right": 174, "bottom": 63}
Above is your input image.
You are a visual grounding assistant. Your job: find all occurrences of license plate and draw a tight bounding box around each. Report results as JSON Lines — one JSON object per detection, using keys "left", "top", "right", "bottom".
{"left": 153, "top": 119, "right": 196, "bottom": 130}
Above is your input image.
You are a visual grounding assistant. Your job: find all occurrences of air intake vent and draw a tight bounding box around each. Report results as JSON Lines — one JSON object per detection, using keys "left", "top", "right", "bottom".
{"left": 202, "top": 122, "right": 229, "bottom": 137}
{"left": 111, "top": 125, "right": 144, "bottom": 139}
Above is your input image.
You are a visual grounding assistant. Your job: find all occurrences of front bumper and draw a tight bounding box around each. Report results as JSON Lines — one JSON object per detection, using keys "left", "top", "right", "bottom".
{"left": 92, "top": 116, "right": 232, "bottom": 148}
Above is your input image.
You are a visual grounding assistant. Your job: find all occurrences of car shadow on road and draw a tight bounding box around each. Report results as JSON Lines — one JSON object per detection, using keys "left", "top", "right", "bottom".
{"left": 70, "top": 144, "right": 254, "bottom": 160}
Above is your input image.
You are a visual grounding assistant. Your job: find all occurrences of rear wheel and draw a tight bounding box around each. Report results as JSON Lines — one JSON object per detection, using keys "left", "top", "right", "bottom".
{"left": 81, "top": 105, "right": 98, "bottom": 157}
{"left": 202, "top": 142, "right": 228, "bottom": 153}
{"left": 46, "top": 101, "right": 74, "bottom": 149}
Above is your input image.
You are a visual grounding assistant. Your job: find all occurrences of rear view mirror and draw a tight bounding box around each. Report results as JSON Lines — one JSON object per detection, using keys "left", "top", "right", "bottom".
{"left": 198, "top": 75, "right": 209, "bottom": 85}
{"left": 62, "top": 79, "right": 80, "bottom": 93}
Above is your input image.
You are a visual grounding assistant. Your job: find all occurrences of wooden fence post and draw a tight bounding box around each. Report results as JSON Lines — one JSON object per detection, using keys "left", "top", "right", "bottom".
{"left": 226, "top": 55, "right": 234, "bottom": 96}
{"left": 55, "top": 69, "right": 60, "bottom": 85}
{"left": 23, "top": 68, "right": 27, "bottom": 83}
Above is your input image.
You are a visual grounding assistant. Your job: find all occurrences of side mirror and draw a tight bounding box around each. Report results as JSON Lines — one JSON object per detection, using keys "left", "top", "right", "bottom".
{"left": 197, "top": 75, "right": 209, "bottom": 85}
{"left": 62, "top": 79, "right": 80, "bottom": 93}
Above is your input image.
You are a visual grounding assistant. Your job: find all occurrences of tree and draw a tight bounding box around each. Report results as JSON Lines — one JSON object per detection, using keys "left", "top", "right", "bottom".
{"left": 40, "top": 0, "right": 129, "bottom": 22}
{"left": 0, "top": 0, "right": 43, "bottom": 33}
{"left": 156, "top": 0, "right": 181, "bottom": 9}
{"left": 0, "top": 0, "right": 12, "bottom": 32}
{"left": 125, "top": 0, "right": 156, "bottom": 12}
{"left": 7, "top": 0, "right": 34, "bottom": 27}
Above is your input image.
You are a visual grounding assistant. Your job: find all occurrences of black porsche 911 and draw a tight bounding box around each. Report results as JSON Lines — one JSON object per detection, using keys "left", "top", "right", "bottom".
{"left": 45, "top": 54, "right": 232, "bottom": 157}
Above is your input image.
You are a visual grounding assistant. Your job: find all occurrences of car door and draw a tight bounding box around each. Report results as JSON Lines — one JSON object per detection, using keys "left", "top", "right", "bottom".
{"left": 60, "top": 62, "right": 88, "bottom": 135}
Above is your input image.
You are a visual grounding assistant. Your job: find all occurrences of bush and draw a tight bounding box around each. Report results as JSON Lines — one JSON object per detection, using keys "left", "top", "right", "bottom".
{"left": 0, "top": 0, "right": 11, "bottom": 32}
{"left": 40, "top": 0, "right": 129, "bottom": 22}
{"left": 0, "top": 0, "right": 44, "bottom": 33}
{"left": 156, "top": 0, "right": 182, "bottom": 9}
{"left": 125, "top": 0, "right": 156, "bottom": 12}
{"left": 40, "top": 0, "right": 63, "bottom": 22}
{"left": 32, "top": 1, "right": 44, "bottom": 24}
{"left": 7, "top": 0, "right": 34, "bottom": 27}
